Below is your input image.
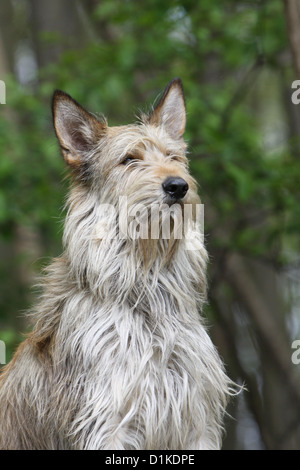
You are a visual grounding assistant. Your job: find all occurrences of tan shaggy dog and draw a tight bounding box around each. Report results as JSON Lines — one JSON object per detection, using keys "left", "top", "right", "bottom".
{"left": 0, "top": 79, "right": 234, "bottom": 450}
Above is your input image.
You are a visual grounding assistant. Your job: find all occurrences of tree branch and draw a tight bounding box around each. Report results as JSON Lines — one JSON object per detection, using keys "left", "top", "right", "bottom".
{"left": 224, "top": 252, "right": 300, "bottom": 406}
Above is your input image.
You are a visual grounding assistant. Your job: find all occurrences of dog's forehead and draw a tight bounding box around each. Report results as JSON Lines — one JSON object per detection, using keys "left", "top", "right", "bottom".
{"left": 106, "top": 123, "right": 186, "bottom": 155}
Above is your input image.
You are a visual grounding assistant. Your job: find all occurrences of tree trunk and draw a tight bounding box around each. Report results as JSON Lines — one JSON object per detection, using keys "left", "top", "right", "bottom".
{"left": 284, "top": 0, "right": 300, "bottom": 78}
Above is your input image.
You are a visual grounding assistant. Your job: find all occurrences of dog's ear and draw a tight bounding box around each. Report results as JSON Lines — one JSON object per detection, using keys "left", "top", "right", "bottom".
{"left": 52, "top": 90, "right": 106, "bottom": 170}
{"left": 149, "top": 78, "right": 186, "bottom": 140}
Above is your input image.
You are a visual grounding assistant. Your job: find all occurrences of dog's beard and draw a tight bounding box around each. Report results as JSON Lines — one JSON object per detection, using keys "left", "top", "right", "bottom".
{"left": 120, "top": 200, "right": 196, "bottom": 270}
{"left": 92, "top": 184, "right": 202, "bottom": 272}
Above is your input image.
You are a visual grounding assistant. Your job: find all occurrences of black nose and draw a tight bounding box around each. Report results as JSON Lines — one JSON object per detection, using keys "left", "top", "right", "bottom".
{"left": 162, "top": 177, "right": 189, "bottom": 200}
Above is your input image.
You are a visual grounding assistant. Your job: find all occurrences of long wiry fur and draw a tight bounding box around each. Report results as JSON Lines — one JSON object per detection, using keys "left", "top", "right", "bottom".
{"left": 0, "top": 79, "right": 234, "bottom": 450}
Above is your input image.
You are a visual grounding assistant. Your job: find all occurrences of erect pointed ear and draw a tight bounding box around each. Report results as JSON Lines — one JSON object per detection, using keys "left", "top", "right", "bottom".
{"left": 149, "top": 78, "right": 186, "bottom": 140}
{"left": 52, "top": 90, "right": 106, "bottom": 170}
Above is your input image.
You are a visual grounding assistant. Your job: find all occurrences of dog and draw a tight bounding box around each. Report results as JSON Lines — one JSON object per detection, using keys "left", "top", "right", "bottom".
{"left": 0, "top": 78, "right": 233, "bottom": 449}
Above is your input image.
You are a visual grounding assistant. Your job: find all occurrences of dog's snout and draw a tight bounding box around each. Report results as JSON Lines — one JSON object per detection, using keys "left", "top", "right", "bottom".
{"left": 162, "top": 177, "right": 189, "bottom": 200}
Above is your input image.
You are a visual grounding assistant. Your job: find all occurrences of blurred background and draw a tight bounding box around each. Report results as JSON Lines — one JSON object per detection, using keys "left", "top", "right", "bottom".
{"left": 0, "top": 0, "right": 300, "bottom": 450}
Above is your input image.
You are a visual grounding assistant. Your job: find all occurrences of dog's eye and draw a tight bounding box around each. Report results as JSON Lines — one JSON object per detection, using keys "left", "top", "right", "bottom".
{"left": 167, "top": 153, "right": 180, "bottom": 162}
{"left": 166, "top": 151, "right": 178, "bottom": 161}
{"left": 121, "top": 155, "right": 136, "bottom": 165}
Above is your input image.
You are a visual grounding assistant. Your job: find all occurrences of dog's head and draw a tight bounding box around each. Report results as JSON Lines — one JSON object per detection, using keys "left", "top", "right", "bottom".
{"left": 52, "top": 79, "right": 203, "bottom": 268}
